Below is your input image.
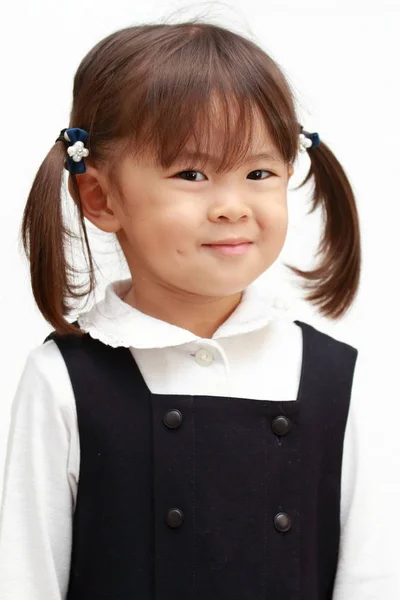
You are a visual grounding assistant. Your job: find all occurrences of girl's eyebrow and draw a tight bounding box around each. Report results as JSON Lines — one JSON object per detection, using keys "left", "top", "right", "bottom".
{"left": 174, "top": 151, "right": 282, "bottom": 165}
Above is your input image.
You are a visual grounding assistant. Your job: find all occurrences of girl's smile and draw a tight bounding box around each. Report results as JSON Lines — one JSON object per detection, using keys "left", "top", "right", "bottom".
{"left": 202, "top": 241, "right": 253, "bottom": 256}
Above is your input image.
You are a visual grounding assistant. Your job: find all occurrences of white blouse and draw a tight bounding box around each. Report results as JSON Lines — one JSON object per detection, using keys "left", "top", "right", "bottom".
{"left": 0, "top": 278, "right": 399, "bottom": 599}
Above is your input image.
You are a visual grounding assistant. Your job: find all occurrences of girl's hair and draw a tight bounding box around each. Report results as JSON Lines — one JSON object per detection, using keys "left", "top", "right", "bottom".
{"left": 21, "top": 21, "right": 361, "bottom": 335}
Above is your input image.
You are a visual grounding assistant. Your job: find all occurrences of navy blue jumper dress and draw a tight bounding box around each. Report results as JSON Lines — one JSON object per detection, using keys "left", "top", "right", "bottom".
{"left": 45, "top": 319, "right": 358, "bottom": 600}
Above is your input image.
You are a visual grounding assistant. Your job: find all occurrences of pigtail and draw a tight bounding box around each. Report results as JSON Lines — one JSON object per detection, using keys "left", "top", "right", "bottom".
{"left": 21, "top": 142, "right": 94, "bottom": 335}
{"left": 286, "top": 140, "right": 361, "bottom": 319}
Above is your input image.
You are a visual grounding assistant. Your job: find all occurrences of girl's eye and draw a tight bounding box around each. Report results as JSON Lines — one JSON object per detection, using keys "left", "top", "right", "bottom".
{"left": 174, "top": 169, "right": 275, "bottom": 182}
{"left": 247, "top": 170, "right": 275, "bottom": 180}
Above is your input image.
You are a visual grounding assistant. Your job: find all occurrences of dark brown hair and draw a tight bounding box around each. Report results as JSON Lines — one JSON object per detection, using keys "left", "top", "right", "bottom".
{"left": 21, "top": 21, "right": 361, "bottom": 334}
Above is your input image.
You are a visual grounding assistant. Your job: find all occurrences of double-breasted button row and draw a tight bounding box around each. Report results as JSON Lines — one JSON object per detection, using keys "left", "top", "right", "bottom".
{"left": 165, "top": 508, "right": 291, "bottom": 532}
{"left": 164, "top": 411, "right": 291, "bottom": 436}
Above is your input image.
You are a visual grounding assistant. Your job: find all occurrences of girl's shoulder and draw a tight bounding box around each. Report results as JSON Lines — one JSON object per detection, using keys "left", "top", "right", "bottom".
{"left": 15, "top": 337, "right": 77, "bottom": 419}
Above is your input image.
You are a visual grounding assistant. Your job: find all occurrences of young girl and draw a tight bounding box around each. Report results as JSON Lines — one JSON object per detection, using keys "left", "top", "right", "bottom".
{"left": 0, "top": 20, "right": 398, "bottom": 600}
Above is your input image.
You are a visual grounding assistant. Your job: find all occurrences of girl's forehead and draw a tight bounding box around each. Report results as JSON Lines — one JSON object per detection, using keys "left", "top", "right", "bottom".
{"left": 136, "top": 137, "right": 284, "bottom": 171}
{"left": 172, "top": 133, "right": 283, "bottom": 167}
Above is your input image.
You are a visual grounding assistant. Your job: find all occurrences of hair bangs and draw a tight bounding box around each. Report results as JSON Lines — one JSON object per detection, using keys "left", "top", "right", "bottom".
{"left": 117, "top": 25, "right": 298, "bottom": 173}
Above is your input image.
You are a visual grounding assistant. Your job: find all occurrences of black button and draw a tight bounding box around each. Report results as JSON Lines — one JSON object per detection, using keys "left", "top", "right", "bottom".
{"left": 164, "top": 409, "right": 183, "bottom": 429}
{"left": 165, "top": 508, "right": 184, "bottom": 528}
{"left": 274, "top": 512, "right": 292, "bottom": 532}
{"left": 271, "top": 416, "right": 291, "bottom": 436}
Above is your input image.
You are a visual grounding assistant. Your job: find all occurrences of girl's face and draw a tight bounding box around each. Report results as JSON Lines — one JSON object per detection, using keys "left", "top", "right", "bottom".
{"left": 111, "top": 126, "right": 293, "bottom": 300}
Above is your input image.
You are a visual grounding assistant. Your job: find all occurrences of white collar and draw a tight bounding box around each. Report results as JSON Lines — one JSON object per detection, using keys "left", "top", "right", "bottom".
{"left": 77, "top": 278, "right": 293, "bottom": 349}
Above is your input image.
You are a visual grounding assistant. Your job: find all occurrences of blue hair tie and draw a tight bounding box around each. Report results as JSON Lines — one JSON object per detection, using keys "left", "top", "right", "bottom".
{"left": 299, "top": 126, "right": 321, "bottom": 152}
{"left": 56, "top": 127, "right": 90, "bottom": 174}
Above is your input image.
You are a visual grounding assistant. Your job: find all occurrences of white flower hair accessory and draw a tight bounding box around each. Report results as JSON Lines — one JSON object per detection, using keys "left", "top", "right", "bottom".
{"left": 67, "top": 140, "right": 89, "bottom": 163}
{"left": 298, "top": 126, "right": 321, "bottom": 153}
{"left": 55, "top": 127, "right": 90, "bottom": 174}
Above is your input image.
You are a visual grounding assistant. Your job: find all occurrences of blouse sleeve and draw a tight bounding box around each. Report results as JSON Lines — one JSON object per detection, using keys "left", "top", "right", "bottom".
{"left": 0, "top": 340, "right": 80, "bottom": 600}
{"left": 333, "top": 345, "right": 400, "bottom": 599}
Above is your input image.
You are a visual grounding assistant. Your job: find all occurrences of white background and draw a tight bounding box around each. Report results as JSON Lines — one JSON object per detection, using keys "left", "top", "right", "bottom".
{"left": 0, "top": 0, "right": 399, "bottom": 503}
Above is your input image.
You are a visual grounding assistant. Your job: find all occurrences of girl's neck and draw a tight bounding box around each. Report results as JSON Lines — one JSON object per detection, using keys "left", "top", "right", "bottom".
{"left": 122, "top": 283, "right": 243, "bottom": 339}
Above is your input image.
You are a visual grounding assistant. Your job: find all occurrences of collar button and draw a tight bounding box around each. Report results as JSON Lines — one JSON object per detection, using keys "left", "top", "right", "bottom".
{"left": 194, "top": 348, "right": 214, "bottom": 366}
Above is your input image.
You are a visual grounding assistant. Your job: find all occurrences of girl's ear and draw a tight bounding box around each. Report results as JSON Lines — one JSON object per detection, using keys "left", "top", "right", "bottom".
{"left": 67, "top": 166, "right": 122, "bottom": 233}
